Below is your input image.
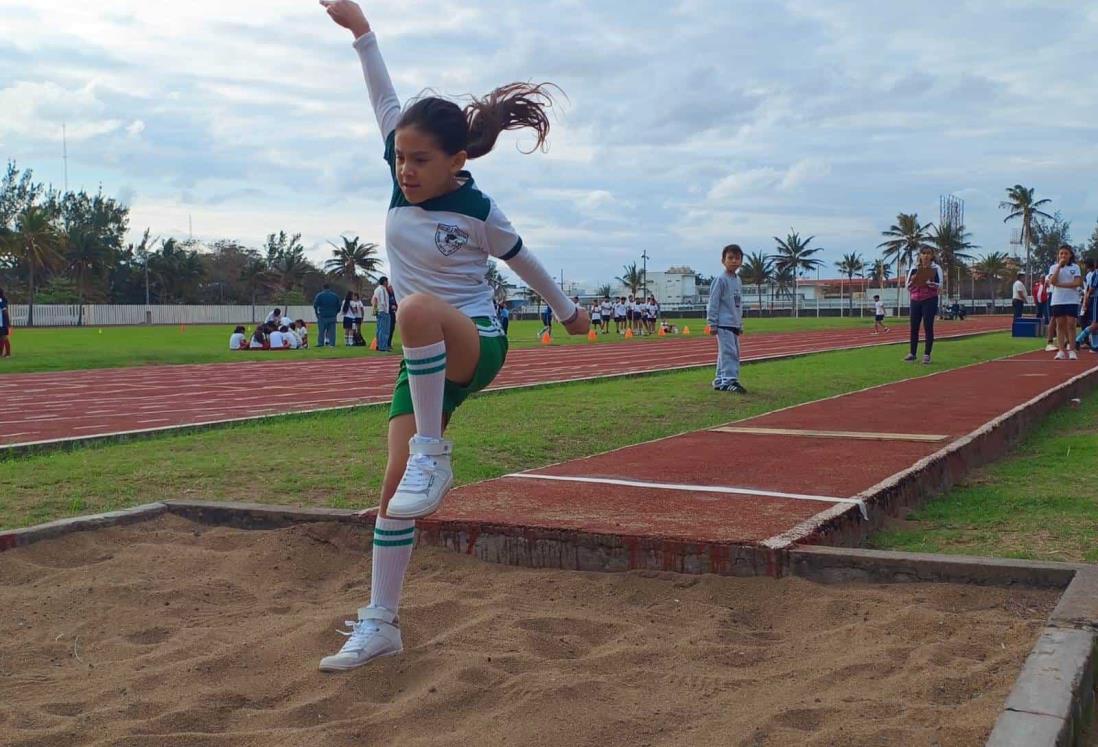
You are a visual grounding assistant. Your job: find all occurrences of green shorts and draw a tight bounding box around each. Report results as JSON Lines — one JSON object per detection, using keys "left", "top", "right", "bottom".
{"left": 389, "top": 316, "right": 508, "bottom": 420}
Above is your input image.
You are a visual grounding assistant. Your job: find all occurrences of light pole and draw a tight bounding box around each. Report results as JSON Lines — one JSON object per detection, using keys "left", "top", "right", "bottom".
{"left": 640, "top": 249, "right": 649, "bottom": 300}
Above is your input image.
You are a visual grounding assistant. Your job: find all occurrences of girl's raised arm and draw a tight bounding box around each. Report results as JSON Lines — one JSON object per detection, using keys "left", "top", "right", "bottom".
{"left": 321, "top": 0, "right": 402, "bottom": 140}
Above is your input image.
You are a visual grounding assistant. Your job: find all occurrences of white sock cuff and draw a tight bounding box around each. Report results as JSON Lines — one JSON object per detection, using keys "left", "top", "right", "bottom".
{"left": 403, "top": 340, "right": 446, "bottom": 362}
{"left": 375, "top": 517, "right": 415, "bottom": 532}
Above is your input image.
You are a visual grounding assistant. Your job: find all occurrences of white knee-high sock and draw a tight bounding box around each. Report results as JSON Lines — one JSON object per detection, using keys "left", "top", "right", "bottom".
{"left": 371, "top": 516, "right": 415, "bottom": 614}
{"left": 404, "top": 340, "right": 446, "bottom": 439}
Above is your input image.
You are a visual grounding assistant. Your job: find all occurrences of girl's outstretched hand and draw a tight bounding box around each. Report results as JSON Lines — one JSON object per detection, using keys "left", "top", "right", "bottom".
{"left": 319, "top": 0, "right": 371, "bottom": 38}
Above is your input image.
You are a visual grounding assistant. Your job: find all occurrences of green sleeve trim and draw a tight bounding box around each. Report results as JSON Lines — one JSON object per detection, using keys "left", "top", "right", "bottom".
{"left": 499, "top": 238, "right": 523, "bottom": 261}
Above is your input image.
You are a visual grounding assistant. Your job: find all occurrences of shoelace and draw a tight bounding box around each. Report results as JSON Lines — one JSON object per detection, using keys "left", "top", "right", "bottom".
{"left": 337, "top": 619, "right": 380, "bottom": 653}
{"left": 397, "top": 453, "right": 435, "bottom": 493}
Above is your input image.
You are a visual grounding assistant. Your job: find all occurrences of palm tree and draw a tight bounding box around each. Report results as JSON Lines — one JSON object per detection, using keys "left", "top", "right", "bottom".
{"left": 240, "top": 252, "right": 276, "bottom": 320}
{"left": 931, "top": 221, "right": 976, "bottom": 298}
{"left": 835, "top": 252, "right": 865, "bottom": 315}
{"left": 616, "top": 262, "right": 644, "bottom": 297}
{"left": 12, "top": 205, "right": 64, "bottom": 326}
{"left": 878, "top": 212, "right": 935, "bottom": 316}
{"left": 972, "top": 252, "right": 1010, "bottom": 313}
{"left": 871, "top": 259, "right": 892, "bottom": 295}
{"left": 485, "top": 260, "right": 508, "bottom": 303}
{"left": 1000, "top": 185, "right": 1053, "bottom": 286}
{"left": 595, "top": 283, "right": 612, "bottom": 299}
{"left": 324, "top": 235, "right": 381, "bottom": 293}
{"left": 772, "top": 264, "right": 794, "bottom": 308}
{"left": 740, "top": 251, "right": 772, "bottom": 316}
{"left": 771, "top": 230, "right": 823, "bottom": 317}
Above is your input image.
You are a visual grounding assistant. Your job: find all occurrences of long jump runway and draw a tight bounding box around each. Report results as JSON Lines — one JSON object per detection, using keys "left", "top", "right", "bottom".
{"left": 415, "top": 349, "right": 1098, "bottom": 572}
{"left": 0, "top": 318, "right": 1005, "bottom": 450}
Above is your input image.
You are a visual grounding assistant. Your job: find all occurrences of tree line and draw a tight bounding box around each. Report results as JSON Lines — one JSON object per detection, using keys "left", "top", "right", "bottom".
{"left": 0, "top": 162, "right": 393, "bottom": 325}
{"left": 607, "top": 185, "right": 1098, "bottom": 316}
{"left": 4, "top": 159, "right": 1096, "bottom": 321}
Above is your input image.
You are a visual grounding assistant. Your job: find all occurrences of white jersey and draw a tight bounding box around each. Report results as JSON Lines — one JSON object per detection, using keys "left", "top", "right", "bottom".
{"left": 874, "top": 300, "right": 885, "bottom": 316}
{"left": 600, "top": 301, "right": 612, "bottom": 317}
{"left": 615, "top": 303, "right": 626, "bottom": 317}
{"left": 1048, "top": 262, "right": 1082, "bottom": 306}
{"left": 354, "top": 32, "right": 571, "bottom": 321}
{"left": 590, "top": 304, "right": 602, "bottom": 320}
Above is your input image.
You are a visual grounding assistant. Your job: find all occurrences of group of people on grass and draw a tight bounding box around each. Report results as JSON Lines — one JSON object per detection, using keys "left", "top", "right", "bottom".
{"left": 229, "top": 312, "right": 310, "bottom": 350}
{"left": 1024, "top": 246, "right": 1098, "bottom": 359}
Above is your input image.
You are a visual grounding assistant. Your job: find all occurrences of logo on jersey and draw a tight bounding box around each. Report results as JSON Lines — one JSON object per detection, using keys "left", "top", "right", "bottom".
{"left": 435, "top": 224, "right": 469, "bottom": 256}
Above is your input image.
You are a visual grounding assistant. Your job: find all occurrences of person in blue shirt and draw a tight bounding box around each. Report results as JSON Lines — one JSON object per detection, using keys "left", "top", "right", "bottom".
{"left": 497, "top": 300, "right": 510, "bottom": 335}
{"left": 0, "top": 287, "right": 10, "bottom": 358}
{"left": 706, "top": 244, "right": 746, "bottom": 393}
{"left": 539, "top": 304, "right": 552, "bottom": 338}
{"left": 312, "top": 283, "right": 343, "bottom": 347}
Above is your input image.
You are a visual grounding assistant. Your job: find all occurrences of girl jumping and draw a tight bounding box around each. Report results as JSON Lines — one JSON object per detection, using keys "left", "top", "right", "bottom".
{"left": 318, "top": 0, "right": 589, "bottom": 672}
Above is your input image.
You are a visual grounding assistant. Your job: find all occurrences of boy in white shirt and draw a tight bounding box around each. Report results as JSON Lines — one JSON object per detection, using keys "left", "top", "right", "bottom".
{"left": 872, "top": 295, "right": 888, "bottom": 334}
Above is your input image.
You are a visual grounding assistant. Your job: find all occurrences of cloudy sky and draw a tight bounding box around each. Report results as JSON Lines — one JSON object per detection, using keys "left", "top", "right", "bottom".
{"left": 2, "top": 0, "right": 1097, "bottom": 287}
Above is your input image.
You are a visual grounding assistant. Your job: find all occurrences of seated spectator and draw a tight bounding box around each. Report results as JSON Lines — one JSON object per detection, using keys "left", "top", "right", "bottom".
{"left": 265, "top": 307, "right": 283, "bottom": 326}
{"left": 284, "top": 324, "right": 301, "bottom": 349}
{"left": 950, "top": 300, "right": 966, "bottom": 320}
{"left": 295, "top": 320, "right": 309, "bottom": 348}
{"left": 269, "top": 325, "right": 290, "bottom": 349}
{"left": 249, "top": 324, "right": 268, "bottom": 349}
{"left": 229, "top": 325, "right": 247, "bottom": 350}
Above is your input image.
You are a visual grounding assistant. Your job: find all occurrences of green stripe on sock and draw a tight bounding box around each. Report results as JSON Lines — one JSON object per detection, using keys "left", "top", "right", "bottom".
{"left": 373, "top": 537, "right": 415, "bottom": 547}
{"left": 407, "top": 363, "right": 447, "bottom": 376}
{"left": 405, "top": 352, "right": 447, "bottom": 367}
{"left": 374, "top": 527, "right": 415, "bottom": 537}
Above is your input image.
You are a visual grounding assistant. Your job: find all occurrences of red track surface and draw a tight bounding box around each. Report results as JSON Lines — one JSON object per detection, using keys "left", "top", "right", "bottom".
{"left": 425, "top": 350, "right": 1098, "bottom": 552}
{"left": 0, "top": 318, "right": 1005, "bottom": 449}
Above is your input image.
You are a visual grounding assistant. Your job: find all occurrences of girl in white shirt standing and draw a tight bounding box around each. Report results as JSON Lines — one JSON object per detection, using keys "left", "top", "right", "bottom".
{"left": 1047, "top": 244, "right": 1083, "bottom": 360}
{"left": 319, "top": 0, "right": 589, "bottom": 672}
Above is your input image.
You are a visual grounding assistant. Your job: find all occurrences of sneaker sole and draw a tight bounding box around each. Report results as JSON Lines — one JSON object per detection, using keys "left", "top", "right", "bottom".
{"left": 318, "top": 647, "right": 403, "bottom": 672}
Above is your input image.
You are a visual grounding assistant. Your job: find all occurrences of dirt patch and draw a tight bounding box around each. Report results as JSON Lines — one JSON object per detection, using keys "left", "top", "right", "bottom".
{"left": 0, "top": 515, "right": 1058, "bottom": 746}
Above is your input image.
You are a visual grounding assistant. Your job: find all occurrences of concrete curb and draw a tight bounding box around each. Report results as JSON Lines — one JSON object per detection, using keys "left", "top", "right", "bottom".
{"left": 162, "top": 500, "right": 363, "bottom": 529}
{"left": 777, "top": 359, "right": 1098, "bottom": 549}
{"left": 985, "top": 567, "right": 1098, "bottom": 747}
{"left": 0, "top": 502, "right": 167, "bottom": 553}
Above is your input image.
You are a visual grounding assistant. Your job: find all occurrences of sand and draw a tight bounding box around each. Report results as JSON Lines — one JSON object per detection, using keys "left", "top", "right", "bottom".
{"left": 0, "top": 515, "right": 1058, "bottom": 747}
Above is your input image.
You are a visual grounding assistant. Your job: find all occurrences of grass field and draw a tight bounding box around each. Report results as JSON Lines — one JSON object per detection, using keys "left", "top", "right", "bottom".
{"left": 0, "top": 332, "right": 1036, "bottom": 533}
{"left": 0, "top": 315, "right": 872, "bottom": 374}
{"left": 872, "top": 387, "right": 1098, "bottom": 563}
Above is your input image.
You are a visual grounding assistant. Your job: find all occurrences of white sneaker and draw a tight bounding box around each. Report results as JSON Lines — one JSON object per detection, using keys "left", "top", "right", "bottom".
{"left": 1054, "top": 351, "right": 1066, "bottom": 360}
{"left": 1069, "top": 350, "right": 1079, "bottom": 360}
{"left": 1045, "top": 344, "right": 1058, "bottom": 352}
{"left": 319, "top": 606, "right": 402, "bottom": 672}
{"left": 386, "top": 435, "right": 453, "bottom": 519}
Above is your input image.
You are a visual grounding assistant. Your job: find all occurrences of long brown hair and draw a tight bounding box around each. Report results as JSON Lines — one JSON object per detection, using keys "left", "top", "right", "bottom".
{"left": 398, "top": 82, "right": 561, "bottom": 160}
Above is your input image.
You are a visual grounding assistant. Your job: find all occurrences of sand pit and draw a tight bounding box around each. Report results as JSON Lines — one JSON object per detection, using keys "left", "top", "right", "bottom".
{"left": 0, "top": 515, "right": 1058, "bottom": 747}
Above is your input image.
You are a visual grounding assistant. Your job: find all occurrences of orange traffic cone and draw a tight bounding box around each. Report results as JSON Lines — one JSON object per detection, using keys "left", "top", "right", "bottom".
{"left": 682, "top": 326, "right": 691, "bottom": 336}
{"left": 703, "top": 324, "right": 711, "bottom": 335}
{"left": 541, "top": 332, "right": 552, "bottom": 345}
{"left": 587, "top": 329, "right": 598, "bottom": 342}
{"left": 624, "top": 328, "right": 634, "bottom": 339}
{"left": 370, "top": 338, "right": 378, "bottom": 350}
{"left": 657, "top": 327, "right": 666, "bottom": 337}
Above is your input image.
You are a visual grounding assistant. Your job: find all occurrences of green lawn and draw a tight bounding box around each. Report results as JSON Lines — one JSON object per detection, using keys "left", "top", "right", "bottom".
{"left": 0, "top": 332, "right": 1031, "bottom": 531}
{"left": 871, "top": 383, "right": 1098, "bottom": 564}
{"left": 0, "top": 315, "right": 871, "bottom": 375}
